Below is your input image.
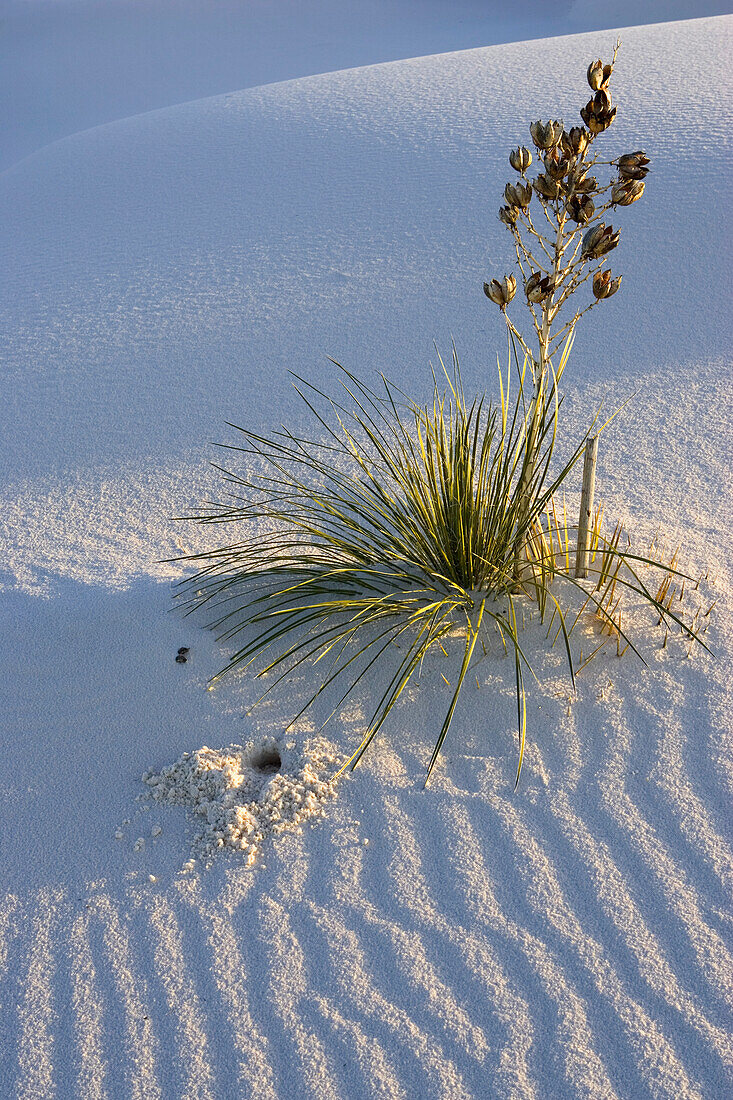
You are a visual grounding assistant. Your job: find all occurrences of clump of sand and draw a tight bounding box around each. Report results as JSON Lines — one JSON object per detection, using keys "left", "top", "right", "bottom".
{"left": 143, "top": 736, "right": 340, "bottom": 867}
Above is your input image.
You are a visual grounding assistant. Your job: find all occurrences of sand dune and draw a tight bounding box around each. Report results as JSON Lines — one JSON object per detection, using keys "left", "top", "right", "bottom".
{"left": 0, "top": 13, "right": 731, "bottom": 1100}
{"left": 2, "top": 736, "right": 731, "bottom": 1098}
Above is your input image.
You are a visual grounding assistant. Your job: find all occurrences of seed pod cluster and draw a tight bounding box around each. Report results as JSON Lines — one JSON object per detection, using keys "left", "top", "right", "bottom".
{"left": 486, "top": 48, "right": 646, "bottom": 316}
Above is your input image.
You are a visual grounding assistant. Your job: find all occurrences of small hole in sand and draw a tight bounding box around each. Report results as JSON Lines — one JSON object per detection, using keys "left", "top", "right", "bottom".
{"left": 249, "top": 747, "right": 282, "bottom": 774}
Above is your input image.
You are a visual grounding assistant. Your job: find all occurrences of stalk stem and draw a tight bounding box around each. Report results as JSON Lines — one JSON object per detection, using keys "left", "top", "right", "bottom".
{"left": 575, "top": 435, "right": 599, "bottom": 578}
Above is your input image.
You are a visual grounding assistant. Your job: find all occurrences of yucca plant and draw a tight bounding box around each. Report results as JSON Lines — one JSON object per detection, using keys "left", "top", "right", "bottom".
{"left": 176, "top": 343, "right": 586, "bottom": 786}
{"left": 173, "top": 343, "right": 701, "bottom": 787}
{"left": 174, "top": 48, "right": 706, "bottom": 788}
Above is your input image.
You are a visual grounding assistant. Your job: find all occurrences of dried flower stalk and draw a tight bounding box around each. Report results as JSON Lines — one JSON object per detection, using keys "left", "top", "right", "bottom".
{"left": 483, "top": 42, "right": 649, "bottom": 577}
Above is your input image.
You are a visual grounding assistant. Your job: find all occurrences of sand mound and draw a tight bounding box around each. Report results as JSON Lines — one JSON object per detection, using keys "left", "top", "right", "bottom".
{"left": 143, "top": 736, "right": 341, "bottom": 867}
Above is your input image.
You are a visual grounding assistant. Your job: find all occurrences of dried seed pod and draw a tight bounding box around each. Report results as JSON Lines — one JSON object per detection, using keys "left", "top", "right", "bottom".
{"left": 484, "top": 275, "right": 517, "bottom": 309}
{"left": 582, "top": 225, "right": 604, "bottom": 258}
{"left": 543, "top": 152, "right": 570, "bottom": 181}
{"left": 504, "top": 181, "right": 532, "bottom": 208}
{"left": 509, "top": 146, "right": 533, "bottom": 173}
{"left": 617, "top": 150, "right": 649, "bottom": 167}
{"left": 525, "top": 272, "right": 556, "bottom": 303}
{"left": 587, "top": 58, "right": 614, "bottom": 91}
{"left": 516, "top": 180, "right": 533, "bottom": 206}
{"left": 593, "top": 270, "right": 622, "bottom": 299}
{"left": 561, "top": 126, "right": 591, "bottom": 158}
{"left": 573, "top": 174, "right": 598, "bottom": 194}
{"left": 606, "top": 274, "right": 623, "bottom": 299}
{"left": 593, "top": 88, "right": 612, "bottom": 111}
{"left": 529, "top": 120, "right": 564, "bottom": 150}
{"left": 499, "top": 204, "right": 519, "bottom": 226}
{"left": 582, "top": 223, "right": 620, "bottom": 260}
{"left": 580, "top": 93, "right": 617, "bottom": 134}
{"left": 617, "top": 150, "right": 650, "bottom": 179}
{"left": 533, "top": 172, "right": 561, "bottom": 200}
{"left": 565, "top": 194, "right": 595, "bottom": 224}
{"left": 618, "top": 164, "right": 647, "bottom": 181}
{"left": 611, "top": 179, "right": 645, "bottom": 206}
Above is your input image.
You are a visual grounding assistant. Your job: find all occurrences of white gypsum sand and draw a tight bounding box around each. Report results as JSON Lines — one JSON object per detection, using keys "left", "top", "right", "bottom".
{"left": 143, "top": 737, "right": 340, "bottom": 867}
{"left": 0, "top": 8, "right": 731, "bottom": 1100}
